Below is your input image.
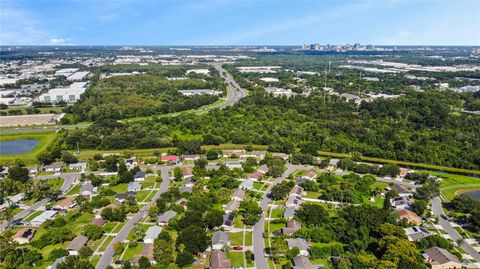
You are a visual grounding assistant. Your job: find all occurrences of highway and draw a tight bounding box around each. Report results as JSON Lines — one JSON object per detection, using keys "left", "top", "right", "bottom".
{"left": 253, "top": 164, "right": 310, "bottom": 269}
{"left": 212, "top": 63, "right": 248, "bottom": 108}
{"left": 431, "top": 197, "right": 480, "bottom": 262}
{"left": 95, "top": 166, "right": 171, "bottom": 269}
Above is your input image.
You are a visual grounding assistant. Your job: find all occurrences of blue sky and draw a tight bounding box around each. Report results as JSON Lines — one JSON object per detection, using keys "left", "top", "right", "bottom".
{"left": 1, "top": 0, "right": 479, "bottom": 46}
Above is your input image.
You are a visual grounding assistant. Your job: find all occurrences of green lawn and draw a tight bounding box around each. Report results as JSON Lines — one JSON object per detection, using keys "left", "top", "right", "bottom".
{"left": 245, "top": 231, "right": 253, "bottom": 246}
{"left": 253, "top": 182, "right": 265, "bottom": 190}
{"left": 121, "top": 243, "right": 143, "bottom": 261}
{"left": 227, "top": 251, "right": 244, "bottom": 268}
{"left": 0, "top": 131, "right": 58, "bottom": 165}
{"left": 229, "top": 232, "right": 243, "bottom": 246}
{"left": 271, "top": 208, "right": 284, "bottom": 218}
{"left": 110, "top": 183, "right": 128, "bottom": 194}
{"left": 434, "top": 171, "right": 480, "bottom": 200}
{"left": 304, "top": 191, "right": 322, "bottom": 199}
{"left": 23, "top": 210, "right": 44, "bottom": 222}
{"left": 267, "top": 222, "right": 286, "bottom": 233}
{"left": 136, "top": 190, "right": 153, "bottom": 202}
{"left": 45, "top": 177, "right": 65, "bottom": 190}
{"left": 66, "top": 184, "right": 80, "bottom": 196}
{"left": 233, "top": 216, "right": 244, "bottom": 228}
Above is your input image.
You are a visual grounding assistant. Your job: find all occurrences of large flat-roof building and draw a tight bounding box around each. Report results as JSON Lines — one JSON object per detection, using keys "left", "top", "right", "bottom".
{"left": 38, "top": 82, "right": 87, "bottom": 103}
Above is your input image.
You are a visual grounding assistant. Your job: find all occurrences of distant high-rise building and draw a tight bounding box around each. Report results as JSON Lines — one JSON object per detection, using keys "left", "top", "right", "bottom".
{"left": 354, "top": 43, "right": 361, "bottom": 49}
{"left": 301, "top": 44, "right": 308, "bottom": 50}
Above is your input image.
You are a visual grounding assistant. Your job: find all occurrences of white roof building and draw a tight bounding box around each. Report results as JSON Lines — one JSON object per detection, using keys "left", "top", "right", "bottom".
{"left": 143, "top": 226, "right": 163, "bottom": 244}
{"left": 30, "top": 210, "right": 57, "bottom": 227}
{"left": 38, "top": 82, "right": 87, "bottom": 103}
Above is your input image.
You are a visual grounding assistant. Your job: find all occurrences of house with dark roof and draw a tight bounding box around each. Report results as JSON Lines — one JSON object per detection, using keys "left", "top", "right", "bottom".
{"left": 405, "top": 226, "right": 434, "bottom": 241}
{"left": 91, "top": 217, "right": 106, "bottom": 227}
{"left": 115, "top": 191, "right": 136, "bottom": 202}
{"left": 66, "top": 235, "right": 88, "bottom": 255}
{"left": 423, "top": 247, "right": 461, "bottom": 269}
{"left": 387, "top": 184, "right": 411, "bottom": 197}
{"left": 210, "top": 250, "right": 231, "bottom": 269}
{"left": 222, "top": 214, "right": 235, "bottom": 228}
{"left": 134, "top": 171, "right": 146, "bottom": 181}
{"left": 12, "top": 228, "right": 36, "bottom": 244}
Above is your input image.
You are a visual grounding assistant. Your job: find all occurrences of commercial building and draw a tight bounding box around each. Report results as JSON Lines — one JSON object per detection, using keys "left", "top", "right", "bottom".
{"left": 38, "top": 82, "right": 87, "bottom": 103}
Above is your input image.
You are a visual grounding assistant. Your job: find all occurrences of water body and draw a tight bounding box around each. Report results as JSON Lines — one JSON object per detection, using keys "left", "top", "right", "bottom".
{"left": 463, "top": 190, "right": 480, "bottom": 200}
{"left": 0, "top": 139, "right": 39, "bottom": 155}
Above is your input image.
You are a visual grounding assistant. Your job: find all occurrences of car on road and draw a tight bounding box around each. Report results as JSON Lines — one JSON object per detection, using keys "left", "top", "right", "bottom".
{"left": 440, "top": 214, "right": 450, "bottom": 220}
{"left": 233, "top": 246, "right": 243, "bottom": 250}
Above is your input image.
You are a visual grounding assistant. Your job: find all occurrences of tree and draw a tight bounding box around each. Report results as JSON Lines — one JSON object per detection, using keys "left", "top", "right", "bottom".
{"left": 296, "top": 204, "right": 329, "bottom": 227}
{"left": 56, "top": 255, "right": 94, "bottom": 269}
{"left": 61, "top": 151, "right": 78, "bottom": 164}
{"left": 176, "top": 251, "right": 194, "bottom": 267}
{"left": 113, "top": 242, "right": 124, "bottom": 256}
{"left": 411, "top": 199, "right": 428, "bottom": 216}
{"left": 8, "top": 165, "right": 29, "bottom": 182}
{"left": 48, "top": 248, "right": 69, "bottom": 261}
{"left": 203, "top": 209, "right": 224, "bottom": 229}
{"left": 239, "top": 200, "right": 262, "bottom": 225}
{"left": 176, "top": 225, "right": 208, "bottom": 254}
{"left": 138, "top": 256, "right": 151, "bottom": 269}
{"left": 173, "top": 167, "right": 183, "bottom": 182}
{"left": 78, "top": 246, "right": 93, "bottom": 259}
{"left": 82, "top": 224, "right": 104, "bottom": 241}
{"left": 206, "top": 149, "right": 219, "bottom": 160}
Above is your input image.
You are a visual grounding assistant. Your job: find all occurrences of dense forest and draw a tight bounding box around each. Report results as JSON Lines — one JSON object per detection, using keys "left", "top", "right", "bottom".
{"left": 63, "top": 88, "right": 480, "bottom": 170}
{"left": 68, "top": 66, "right": 226, "bottom": 122}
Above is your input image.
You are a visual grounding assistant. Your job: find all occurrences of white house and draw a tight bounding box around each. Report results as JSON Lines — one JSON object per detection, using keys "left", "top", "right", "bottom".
{"left": 69, "top": 162, "right": 87, "bottom": 171}
{"left": 30, "top": 210, "right": 57, "bottom": 227}
{"left": 143, "top": 226, "right": 163, "bottom": 244}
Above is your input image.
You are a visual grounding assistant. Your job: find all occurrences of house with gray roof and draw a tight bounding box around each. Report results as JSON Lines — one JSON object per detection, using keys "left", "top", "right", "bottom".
{"left": 128, "top": 181, "right": 142, "bottom": 192}
{"left": 66, "top": 235, "right": 88, "bottom": 255}
{"left": 287, "top": 238, "right": 309, "bottom": 256}
{"left": 143, "top": 226, "right": 163, "bottom": 244}
{"left": 157, "top": 210, "right": 177, "bottom": 226}
{"left": 212, "top": 231, "right": 229, "bottom": 250}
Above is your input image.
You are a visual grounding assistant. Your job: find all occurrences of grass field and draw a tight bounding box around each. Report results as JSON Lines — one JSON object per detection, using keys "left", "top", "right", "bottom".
{"left": 23, "top": 210, "right": 43, "bottom": 222}
{"left": 433, "top": 171, "right": 480, "bottom": 200}
{"left": 0, "top": 131, "right": 57, "bottom": 164}
{"left": 45, "top": 177, "right": 65, "bottom": 190}
{"left": 227, "top": 251, "right": 244, "bottom": 268}
{"left": 66, "top": 184, "right": 80, "bottom": 196}
{"left": 229, "top": 232, "right": 243, "bottom": 246}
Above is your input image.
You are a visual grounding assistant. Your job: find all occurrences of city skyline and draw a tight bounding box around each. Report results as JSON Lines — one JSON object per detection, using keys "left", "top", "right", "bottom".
{"left": 1, "top": 0, "right": 479, "bottom": 46}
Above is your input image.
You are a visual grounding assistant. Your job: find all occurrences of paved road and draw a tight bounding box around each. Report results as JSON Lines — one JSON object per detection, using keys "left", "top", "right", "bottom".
{"left": 0, "top": 172, "right": 82, "bottom": 231}
{"left": 212, "top": 63, "right": 247, "bottom": 108}
{"left": 95, "top": 166, "right": 171, "bottom": 269}
{"left": 253, "top": 164, "right": 309, "bottom": 269}
{"left": 431, "top": 196, "right": 480, "bottom": 261}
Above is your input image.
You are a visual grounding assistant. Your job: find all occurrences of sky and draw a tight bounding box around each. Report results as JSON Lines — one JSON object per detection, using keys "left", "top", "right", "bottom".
{"left": 1, "top": 0, "right": 479, "bottom": 46}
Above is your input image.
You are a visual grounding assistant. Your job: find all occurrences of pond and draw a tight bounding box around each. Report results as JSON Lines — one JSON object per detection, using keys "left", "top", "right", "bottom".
{"left": 463, "top": 190, "right": 480, "bottom": 200}
{"left": 0, "top": 139, "right": 39, "bottom": 155}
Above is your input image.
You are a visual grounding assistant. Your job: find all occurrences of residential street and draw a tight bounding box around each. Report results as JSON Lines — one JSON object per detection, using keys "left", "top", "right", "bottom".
{"left": 253, "top": 164, "right": 310, "bottom": 269}
{"left": 95, "top": 166, "right": 171, "bottom": 269}
{"left": 431, "top": 196, "right": 480, "bottom": 261}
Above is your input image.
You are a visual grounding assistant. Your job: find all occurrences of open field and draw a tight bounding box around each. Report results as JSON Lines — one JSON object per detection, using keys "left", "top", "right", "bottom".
{"left": 434, "top": 171, "right": 480, "bottom": 200}
{"left": 0, "top": 131, "right": 57, "bottom": 164}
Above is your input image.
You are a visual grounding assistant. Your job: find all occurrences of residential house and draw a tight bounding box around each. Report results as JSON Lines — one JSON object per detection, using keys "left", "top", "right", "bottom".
{"left": 301, "top": 170, "right": 317, "bottom": 181}
{"left": 30, "top": 210, "right": 57, "bottom": 227}
{"left": 289, "top": 186, "right": 304, "bottom": 197}
{"left": 329, "top": 159, "right": 340, "bottom": 167}
{"left": 0, "top": 193, "right": 25, "bottom": 211}
{"left": 388, "top": 184, "right": 411, "bottom": 197}
{"left": 284, "top": 207, "right": 296, "bottom": 220}
{"left": 293, "top": 256, "right": 322, "bottom": 269}
{"left": 224, "top": 200, "right": 240, "bottom": 214}
{"left": 182, "top": 167, "right": 193, "bottom": 180}
{"left": 222, "top": 214, "right": 235, "bottom": 228}
{"left": 80, "top": 181, "right": 94, "bottom": 197}
{"left": 182, "top": 154, "right": 200, "bottom": 161}
{"left": 282, "top": 219, "right": 302, "bottom": 235}
{"left": 272, "top": 153, "right": 289, "bottom": 161}
{"left": 29, "top": 167, "right": 38, "bottom": 174}
{"left": 391, "top": 196, "right": 412, "bottom": 210}
{"left": 175, "top": 198, "right": 189, "bottom": 209}
{"left": 210, "top": 250, "right": 231, "bottom": 269}
{"left": 12, "top": 228, "right": 36, "bottom": 244}
{"left": 257, "top": 164, "right": 269, "bottom": 174}
{"left": 240, "top": 178, "right": 254, "bottom": 190}
{"left": 231, "top": 189, "right": 245, "bottom": 201}
{"left": 286, "top": 238, "right": 309, "bottom": 256}
{"left": 179, "top": 186, "right": 192, "bottom": 193}
{"left": 66, "top": 235, "right": 88, "bottom": 255}
{"left": 134, "top": 171, "right": 146, "bottom": 181}
{"left": 48, "top": 257, "right": 66, "bottom": 269}
{"left": 397, "top": 209, "right": 422, "bottom": 226}
{"left": 143, "top": 226, "right": 163, "bottom": 244}
{"left": 239, "top": 151, "right": 265, "bottom": 161}
{"left": 44, "top": 163, "right": 62, "bottom": 172}
{"left": 115, "top": 191, "right": 136, "bottom": 203}
{"left": 285, "top": 195, "right": 302, "bottom": 209}
{"left": 69, "top": 162, "right": 87, "bottom": 171}
{"left": 184, "top": 177, "right": 195, "bottom": 188}
{"left": 405, "top": 226, "right": 434, "bottom": 241}
{"left": 128, "top": 181, "right": 142, "bottom": 192}
{"left": 53, "top": 196, "right": 77, "bottom": 211}
{"left": 90, "top": 217, "right": 106, "bottom": 227}
{"left": 225, "top": 161, "right": 243, "bottom": 170}
{"left": 212, "top": 231, "right": 229, "bottom": 250}
{"left": 423, "top": 247, "right": 462, "bottom": 269}
{"left": 223, "top": 149, "right": 245, "bottom": 158}
{"left": 161, "top": 155, "right": 180, "bottom": 164}
{"left": 124, "top": 158, "right": 138, "bottom": 170}
{"left": 247, "top": 171, "right": 263, "bottom": 181}
{"left": 157, "top": 210, "right": 177, "bottom": 226}
{"left": 399, "top": 168, "right": 410, "bottom": 179}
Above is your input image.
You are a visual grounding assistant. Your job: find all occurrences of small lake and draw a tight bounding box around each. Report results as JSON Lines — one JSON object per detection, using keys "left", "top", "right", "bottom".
{"left": 463, "top": 190, "right": 480, "bottom": 200}
{"left": 0, "top": 139, "right": 39, "bottom": 155}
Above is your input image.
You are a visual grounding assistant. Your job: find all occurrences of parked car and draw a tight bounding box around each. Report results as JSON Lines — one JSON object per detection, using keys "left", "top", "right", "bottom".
{"left": 233, "top": 246, "right": 243, "bottom": 251}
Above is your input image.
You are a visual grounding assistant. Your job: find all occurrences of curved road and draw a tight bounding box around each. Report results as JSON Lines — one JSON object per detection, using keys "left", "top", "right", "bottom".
{"left": 253, "top": 164, "right": 310, "bottom": 269}
{"left": 95, "top": 166, "right": 171, "bottom": 269}
{"left": 213, "top": 63, "right": 247, "bottom": 108}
